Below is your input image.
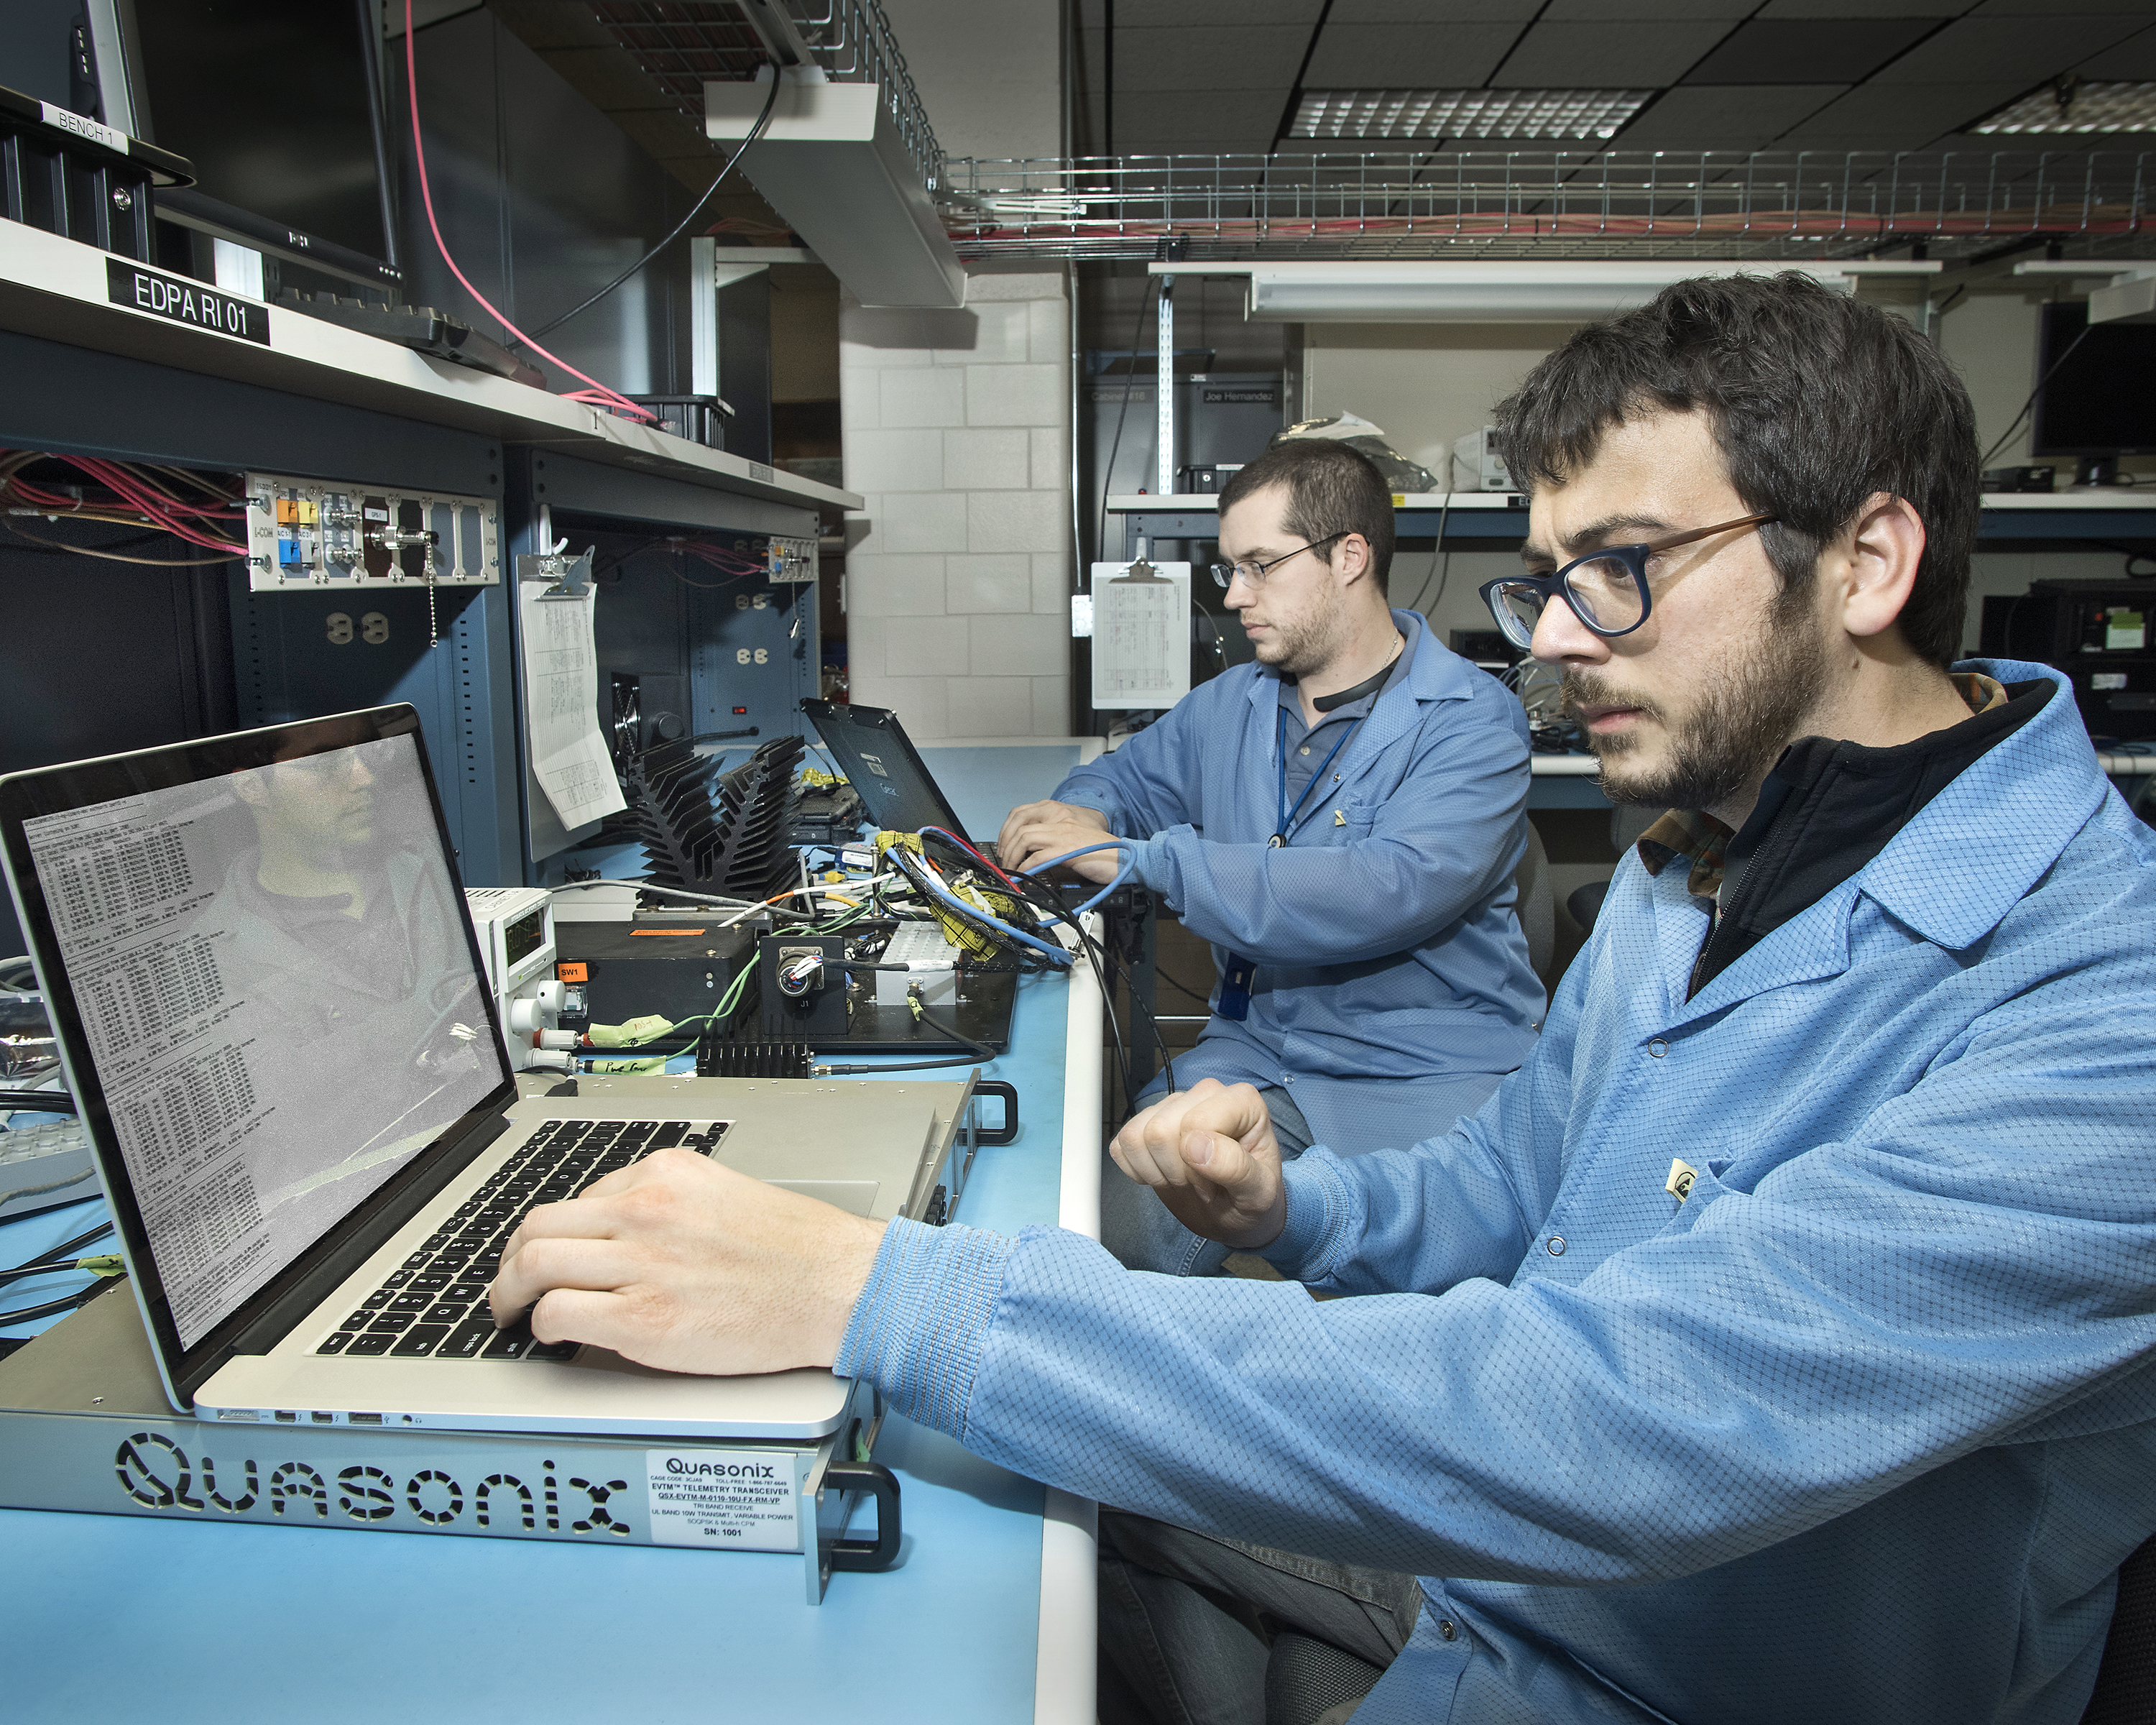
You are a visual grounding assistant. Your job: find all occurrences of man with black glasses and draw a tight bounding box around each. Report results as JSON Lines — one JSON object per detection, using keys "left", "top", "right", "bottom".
{"left": 997, "top": 438, "right": 1545, "bottom": 1275}
{"left": 492, "top": 274, "right": 2156, "bottom": 1725}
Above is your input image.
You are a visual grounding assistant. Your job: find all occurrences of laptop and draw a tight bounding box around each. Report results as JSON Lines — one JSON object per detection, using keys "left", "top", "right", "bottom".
{"left": 0, "top": 704, "right": 973, "bottom": 1438}
{"left": 801, "top": 698, "right": 998, "bottom": 851}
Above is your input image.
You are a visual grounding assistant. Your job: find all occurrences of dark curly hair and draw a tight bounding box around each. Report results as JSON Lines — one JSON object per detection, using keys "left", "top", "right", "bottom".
{"left": 1493, "top": 272, "right": 1980, "bottom": 667}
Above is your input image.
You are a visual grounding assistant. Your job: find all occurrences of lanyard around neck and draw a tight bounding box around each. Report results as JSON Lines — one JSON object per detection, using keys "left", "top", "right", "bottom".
{"left": 1273, "top": 705, "right": 1360, "bottom": 847}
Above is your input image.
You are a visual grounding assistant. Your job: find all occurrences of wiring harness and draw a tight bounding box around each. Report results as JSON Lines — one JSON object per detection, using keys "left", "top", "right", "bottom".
{"left": 0, "top": 450, "right": 246, "bottom": 566}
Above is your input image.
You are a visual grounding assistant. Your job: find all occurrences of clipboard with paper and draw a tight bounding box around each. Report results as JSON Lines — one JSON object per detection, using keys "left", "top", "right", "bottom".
{"left": 1089, "top": 556, "right": 1192, "bottom": 710}
{"left": 517, "top": 542, "right": 627, "bottom": 832}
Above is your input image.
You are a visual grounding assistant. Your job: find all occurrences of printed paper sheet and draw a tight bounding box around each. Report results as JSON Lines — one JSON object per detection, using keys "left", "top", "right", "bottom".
{"left": 519, "top": 570, "right": 627, "bottom": 830}
{"left": 1089, "top": 561, "right": 1192, "bottom": 710}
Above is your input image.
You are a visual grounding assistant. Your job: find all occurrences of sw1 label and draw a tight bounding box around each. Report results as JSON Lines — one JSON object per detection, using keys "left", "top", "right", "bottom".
{"left": 106, "top": 258, "right": 268, "bottom": 346}
{"left": 645, "top": 1448, "right": 801, "bottom": 1550}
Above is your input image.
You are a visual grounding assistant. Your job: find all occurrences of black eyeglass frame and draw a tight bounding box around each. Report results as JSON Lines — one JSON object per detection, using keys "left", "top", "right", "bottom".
{"left": 1478, "top": 512, "right": 1777, "bottom": 650}
{"left": 1207, "top": 529, "right": 1351, "bottom": 592}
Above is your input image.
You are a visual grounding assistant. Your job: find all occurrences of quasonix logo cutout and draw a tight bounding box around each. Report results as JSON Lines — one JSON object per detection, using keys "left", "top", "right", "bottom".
{"left": 112, "top": 1432, "right": 631, "bottom": 1535}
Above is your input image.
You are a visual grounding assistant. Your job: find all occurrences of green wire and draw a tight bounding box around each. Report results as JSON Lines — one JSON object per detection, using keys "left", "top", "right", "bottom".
{"left": 586, "top": 969, "right": 760, "bottom": 1075}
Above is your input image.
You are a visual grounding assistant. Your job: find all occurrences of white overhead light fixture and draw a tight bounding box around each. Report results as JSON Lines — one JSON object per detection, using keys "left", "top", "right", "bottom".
{"left": 1239, "top": 260, "right": 1858, "bottom": 323}
{"left": 1975, "top": 80, "right": 2156, "bottom": 134}
{"left": 706, "top": 75, "right": 962, "bottom": 308}
{"left": 1290, "top": 88, "right": 1655, "bottom": 142}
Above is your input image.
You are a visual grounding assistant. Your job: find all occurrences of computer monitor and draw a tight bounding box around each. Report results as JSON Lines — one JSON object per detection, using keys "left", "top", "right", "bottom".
{"left": 60, "top": 0, "right": 405, "bottom": 292}
{"left": 2030, "top": 300, "right": 2156, "bottom": 468}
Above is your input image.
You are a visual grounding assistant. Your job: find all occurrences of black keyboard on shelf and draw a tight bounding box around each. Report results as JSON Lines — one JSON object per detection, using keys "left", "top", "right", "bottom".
{"left": 314, "top": 1116, "right": 730, "bottom": 1363}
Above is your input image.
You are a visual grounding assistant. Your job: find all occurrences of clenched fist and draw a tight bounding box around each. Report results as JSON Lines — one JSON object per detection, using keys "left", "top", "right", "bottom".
{"left": 1109, "top": 1078, "right": 1288, "bottom": 1251}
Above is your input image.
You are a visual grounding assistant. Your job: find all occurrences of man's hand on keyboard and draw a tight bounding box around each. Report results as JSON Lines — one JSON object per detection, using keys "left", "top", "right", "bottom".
{"left": 1110, "top": 1078, "right": 1289, "bottom": 1252}
{"left": 487, "top": 1149, "right": 885, "bottom": 1375}
{"left": 998, "top": 799, "right": 1122, "bottom": 883}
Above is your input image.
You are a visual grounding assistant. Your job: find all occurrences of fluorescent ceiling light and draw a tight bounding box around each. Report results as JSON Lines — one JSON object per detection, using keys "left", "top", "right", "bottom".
{"left": 1291, "top": 88, "right": 1654, "bottom": 142}
{"left": 1243, "top": 261, "right": 1853, "bottom": 323}
{"left": 1974, "top": 81, "right": 2156, "bottom": 134}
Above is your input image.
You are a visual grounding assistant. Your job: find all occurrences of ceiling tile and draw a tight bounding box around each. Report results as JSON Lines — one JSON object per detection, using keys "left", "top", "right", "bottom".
{"left": 1304, "top": 22, "right": 1521, "bottom": 86}
{"left": 2074, "top": 23, "right": 2156, "bottom": 75}
{"left": 1325, "top": 0, "right": 1542, "bottom": 19}
{"left": 1615, "top": 83, "right": 1850, "bottom": 147}
{"left": 1967, "top": 0, "right": 2156, "bottom": 14}
{"left": 1773, "top": 79, "right": 2030, "bottom": 144}
{"left": 1109, "top": 90, "right": 1286, "bottom": 150}
{"left": 1076, "top": 0, "right": 1323, "bottom": 24}
{"left": 1110, "top": 24, "right": 1312, "bottom": 91}
{"left": 1489, "top": 19, "right": 1740, "bottom": 86}
{"left": 1755, "top": 0, "right": 1960, "bottom": 13}
{"left": 1872, "top": 15, "right": 2147, "bottom": 80}
{"left": 1542, "top": 0, "right": 1758, "bottom": 16}
{"left": 1683, "top": 17, "right": 1941, "bottom": 82}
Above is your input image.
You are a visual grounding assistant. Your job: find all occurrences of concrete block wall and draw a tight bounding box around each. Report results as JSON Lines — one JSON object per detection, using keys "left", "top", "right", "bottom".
{"left": 840, "top": 272, "right": 1073, "bottom": 740}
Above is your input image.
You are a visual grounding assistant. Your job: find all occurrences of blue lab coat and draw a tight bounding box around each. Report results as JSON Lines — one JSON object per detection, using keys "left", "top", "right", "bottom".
{"left": 841, "top": 661, "right": 2156, "bottom": 1724}
{"left": 1052, "top": 608, "right": 1544, "bottom": 1151}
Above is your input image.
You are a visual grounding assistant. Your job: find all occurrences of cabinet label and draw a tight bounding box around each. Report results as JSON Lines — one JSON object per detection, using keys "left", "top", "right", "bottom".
{"left": 644, "top": 1448, "right": 801, "bottom": 1550}
{"left": 41, "top": 101, "right": 129, "bottom": 156}
{"left": 106, "top": 259, "right": 268, "bottom": 346}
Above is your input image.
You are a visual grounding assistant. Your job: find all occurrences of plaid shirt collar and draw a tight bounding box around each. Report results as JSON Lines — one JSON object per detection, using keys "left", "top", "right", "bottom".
{"left": 1635, "top": 673, "right": 2012, "bottom": 898}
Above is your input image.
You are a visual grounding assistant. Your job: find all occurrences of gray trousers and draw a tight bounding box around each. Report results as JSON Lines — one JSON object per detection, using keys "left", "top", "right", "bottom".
{"left": 1097, "top": 1509, "right": 1422, "bottom": 1725}
{"left": 1101, "top": 1086, "right": 1317, "bottom": 1276}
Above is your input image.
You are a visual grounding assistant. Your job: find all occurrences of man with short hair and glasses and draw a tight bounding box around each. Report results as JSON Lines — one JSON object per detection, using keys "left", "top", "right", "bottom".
{"left": 996, "top": 437, "right": 1544, "bottom": 1276}
{"left": 492, "top": 274, "right": 2156, "bottom": 1725}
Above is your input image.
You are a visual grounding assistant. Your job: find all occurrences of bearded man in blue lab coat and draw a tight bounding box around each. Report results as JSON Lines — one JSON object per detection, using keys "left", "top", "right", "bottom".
{"left": 495, "top": 272, "right": 2156, "bottom": 1725}
{"left": 998, "top": 438, "right": 1547, "bottom": 1275}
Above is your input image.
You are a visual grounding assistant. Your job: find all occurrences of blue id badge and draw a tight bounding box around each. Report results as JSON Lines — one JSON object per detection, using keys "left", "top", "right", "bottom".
{"left": 1217, "top": 954, "right": 1254, "bottom": 1021}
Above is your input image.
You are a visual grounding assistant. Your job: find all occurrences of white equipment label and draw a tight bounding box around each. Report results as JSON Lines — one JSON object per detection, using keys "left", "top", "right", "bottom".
{"left": 645, "top": 1449, "right": 801, "bottom": 1550}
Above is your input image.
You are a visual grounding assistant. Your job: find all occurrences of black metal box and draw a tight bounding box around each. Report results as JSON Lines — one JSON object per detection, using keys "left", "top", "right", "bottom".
{"left": 553, "top": 918, "right": 758, "bottom": 1029}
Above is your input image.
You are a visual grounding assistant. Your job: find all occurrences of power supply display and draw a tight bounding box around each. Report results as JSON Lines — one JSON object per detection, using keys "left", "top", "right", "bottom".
{"left": 243, "top": 472, "right": 501, "bottom": 592}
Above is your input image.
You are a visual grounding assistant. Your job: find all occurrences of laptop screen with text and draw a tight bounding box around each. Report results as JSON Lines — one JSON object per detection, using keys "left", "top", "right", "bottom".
{"left": 16, "top": 727, "right": 506, "bottom": 1347}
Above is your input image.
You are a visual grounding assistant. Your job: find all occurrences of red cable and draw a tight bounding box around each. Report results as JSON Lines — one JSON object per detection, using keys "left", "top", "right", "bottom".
{"left": 920, "top": 824, "right": 1020, "bottom": 891}
{"left": 67, "top": 459, "right": 242, "bottom": 551}
{"left": 402, "top": 0, "right": 658, "bottom": 424}
{"left": 60, "top": 459, "right": 242, "bottom": 553}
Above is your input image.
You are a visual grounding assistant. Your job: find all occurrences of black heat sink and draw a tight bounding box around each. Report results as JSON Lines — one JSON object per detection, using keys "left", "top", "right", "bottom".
{"left": 627, "top": 733, "right": 804, "bottom": 901}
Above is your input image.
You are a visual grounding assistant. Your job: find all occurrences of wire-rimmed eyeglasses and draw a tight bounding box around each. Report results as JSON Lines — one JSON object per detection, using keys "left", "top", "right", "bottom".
{"left": 1208, "top": 530, "right": 1350, "bottom": 591}
{"left": 1478, "top": 513, "right": 1776, "bottom": 650}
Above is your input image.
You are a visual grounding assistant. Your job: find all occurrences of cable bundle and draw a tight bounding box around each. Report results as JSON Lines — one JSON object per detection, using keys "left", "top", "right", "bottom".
{"left": 876, "top": 832, "right": 1045, "bottom": 962}
{"left": 665, "top": 539, "right": 771, "bottom": 588}
{"left": 0, "top": 450, "right": 246, "bottom": 565}
{"left": 627, "top": 734, "right": 803, "bottom": 901}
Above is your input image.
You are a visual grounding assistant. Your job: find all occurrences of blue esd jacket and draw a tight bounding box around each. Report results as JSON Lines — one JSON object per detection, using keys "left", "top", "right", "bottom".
{"left": 840, "top": 663, "right": 2156, "bottom": 1725}
{"left": 1052, "top": 608, "right": 1544, "bottom": 1149}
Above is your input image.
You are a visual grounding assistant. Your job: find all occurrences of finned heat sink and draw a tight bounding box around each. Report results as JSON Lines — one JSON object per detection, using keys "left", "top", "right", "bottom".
{"left": 627, "top": 733, "right": 804, "bottom": 901}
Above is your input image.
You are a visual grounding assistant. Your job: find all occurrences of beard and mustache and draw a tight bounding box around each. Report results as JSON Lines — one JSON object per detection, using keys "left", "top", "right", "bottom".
{"left": 1561, "top": 608, "right": 1827, "bottom": 812}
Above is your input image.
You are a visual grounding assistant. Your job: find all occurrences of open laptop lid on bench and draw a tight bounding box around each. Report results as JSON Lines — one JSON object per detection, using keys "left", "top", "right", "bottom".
{"left": 800, "top": 698, "right": 980, "bottom": 841}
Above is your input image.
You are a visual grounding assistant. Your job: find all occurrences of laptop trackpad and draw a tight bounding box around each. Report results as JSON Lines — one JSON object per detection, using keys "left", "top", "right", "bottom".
{"left": 767, "top": 1179, "right": 879, "bottom": 1216}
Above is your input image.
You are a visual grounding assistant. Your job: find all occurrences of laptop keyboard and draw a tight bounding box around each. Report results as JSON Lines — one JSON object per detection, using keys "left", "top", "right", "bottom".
{"left": 313, "top": 1117, "right": 729, "bottom": 1363}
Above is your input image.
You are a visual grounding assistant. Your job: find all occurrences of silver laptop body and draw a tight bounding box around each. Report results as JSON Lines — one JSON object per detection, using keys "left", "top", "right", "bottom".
{"left": 0, "top": 705, "right": 966, "bottom": 1439}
